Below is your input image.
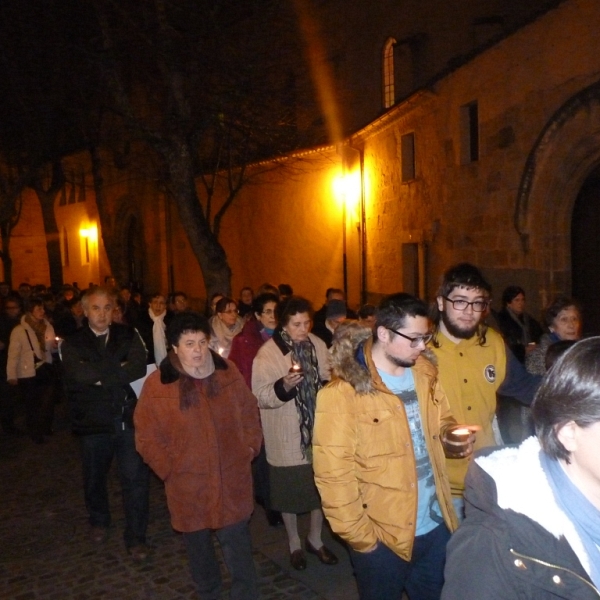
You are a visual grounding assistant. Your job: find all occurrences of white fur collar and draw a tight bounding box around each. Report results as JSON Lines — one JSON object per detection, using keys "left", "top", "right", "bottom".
{"left": 476, "top": 437, "right": 590, "bottom": 574}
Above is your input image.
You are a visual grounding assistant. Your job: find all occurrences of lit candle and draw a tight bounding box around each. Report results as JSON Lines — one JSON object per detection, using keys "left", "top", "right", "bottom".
{"left": 445, "top": 427, "right": 471, "bottom": 456}
{"left": 289, "top": 362, "right": 303, "bottom": 374}
{"left": 217, "top": 347, "right": 224, "bottom": 356}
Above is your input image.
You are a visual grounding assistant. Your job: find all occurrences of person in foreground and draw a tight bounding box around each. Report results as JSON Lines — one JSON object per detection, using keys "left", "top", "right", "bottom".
{"left": 134, "top": 312, "right": 262, "bottom": 600}
{"left": 314, "top": 294, "right": 475, "bottom": 600}
{"left": 442, "top": 336, "right": 600, "bottom": 599}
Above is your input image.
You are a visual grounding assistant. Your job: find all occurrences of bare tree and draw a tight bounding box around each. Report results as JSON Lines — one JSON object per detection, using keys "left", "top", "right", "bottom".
{"left": 90, "top": 0, "right": 317, "bottom": 297}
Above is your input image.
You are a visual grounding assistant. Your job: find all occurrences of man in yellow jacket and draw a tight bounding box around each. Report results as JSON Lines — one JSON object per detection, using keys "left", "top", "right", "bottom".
{"left": 314, "top": 294, "right": 469, "bottom": 600}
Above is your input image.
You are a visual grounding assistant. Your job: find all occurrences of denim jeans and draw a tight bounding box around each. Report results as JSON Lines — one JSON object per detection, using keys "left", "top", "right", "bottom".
{"left": 349, "top": 523, "right": 451, "bottom": 600}
{"left": 80, "top": 421, "right": 150, "bottom": 548}
{"left": 183, "top": 519, "right": 258, "bottom": 600}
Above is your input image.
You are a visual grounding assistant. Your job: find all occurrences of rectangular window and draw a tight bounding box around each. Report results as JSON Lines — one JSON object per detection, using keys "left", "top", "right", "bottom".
{"left": 401, "top": 133, "right": 415, "bottom": 182}
{"left": 460, "top": 101, "right": 479, "bottom": 163}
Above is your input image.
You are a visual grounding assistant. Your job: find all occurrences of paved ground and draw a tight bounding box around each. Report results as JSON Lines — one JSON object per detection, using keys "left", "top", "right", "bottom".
{"left": 0, "top": 403, "right": 359, "bottom": 600}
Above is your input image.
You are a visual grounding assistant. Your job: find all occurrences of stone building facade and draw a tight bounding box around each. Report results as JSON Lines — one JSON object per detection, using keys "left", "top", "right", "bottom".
{"left": 6, "top": 0, "right": 600, "bottom": 332}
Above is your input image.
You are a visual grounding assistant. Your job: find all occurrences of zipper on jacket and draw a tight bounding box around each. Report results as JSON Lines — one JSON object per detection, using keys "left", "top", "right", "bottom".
{"left": 509, "top": 548, "right": 600, "bottom": 597}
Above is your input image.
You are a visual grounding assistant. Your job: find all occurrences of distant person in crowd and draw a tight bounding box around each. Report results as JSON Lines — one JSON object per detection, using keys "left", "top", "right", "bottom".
{"left": 135, "top": 312, "right": 262, "bottom": 599}
{"left": 252, "top": 296, "right": 338, "bottom": 571}
{"left": 54, "top": 298, "right": 85, "bottom": 339}
{"left": 314, "top": 297, "right": 469, "bottom": 600}
{"left": 526, "top": 296, "right": 582, "bottom": 376}
{"left": 18, "top": 283, "right": 32, "bottom": 300}
{"left": 229, "top": 292, "right": 283, "bottom": 527}
{"left": 136, "top": 293, "right": 169, "bottom": 366}
{"left": 495, "top": 286, "right": 544, "bottom": 444}
{"left": 230, "top": 293, "right": 279, "bottom": 387}
{"left": 209, "top": 297, "right": 243, "bottom": 359}
{"left": 277, "top": 284, "right": 293, "bottom": 303}
{"left": 168, "top": 291, "right": 189, "bottom": 316}
{"left": 208, "top": 292, "right": 224, "bottom": 317}
{"left": 119, "top": 286, "right": 140, "bottom": 325}
{"left": 443, "top": 337, "right": 600, "bottom": 600}
{"left": 357, "top": 303, "right": 377, "bottom": 329}
{"left": 41, "top": 292, "right": 57, "bottom": 324}
{"left": 111, "top": 298, "right": 127, "bottom": 324}
{"left": 495, "top": 285, "right": 543, "bottom": 363}
{"left": 0, "top": 294, "right": 22, "bottom": 435}
{"left": 256, "top": 283, "right": 280, "bottom": 298}
{"left": 237, "top": 287, "right": 254, "bottom": 319}
{"left": 429, "top": 263, "right": 541, "bottom": 518}
{"left": 311, "top": 299, "right": 346, "bottom": 348}
{"left": 61, "top": 287, "right": 149, "bottom": 559}
{"left": 7, "top": 297, "right": 57, "bottom": 444}
{"left": 313, "top": 288, "right": 357, "bottom": 330}
{"left": 104, "top": 275, "right": 118, "bottom": 291}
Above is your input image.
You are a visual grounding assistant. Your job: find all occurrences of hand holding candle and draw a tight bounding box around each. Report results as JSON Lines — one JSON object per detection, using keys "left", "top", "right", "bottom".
{"left": 442, "top": 424, "right": 480, "bottom": 458}
{"left": 283, "top": 362, "right": 304, "bottom": 391}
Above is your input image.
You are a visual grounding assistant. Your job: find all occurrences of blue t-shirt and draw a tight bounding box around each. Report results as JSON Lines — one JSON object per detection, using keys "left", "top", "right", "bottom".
{"left": 378, "top": 367, "right": 443, "bottom": 536}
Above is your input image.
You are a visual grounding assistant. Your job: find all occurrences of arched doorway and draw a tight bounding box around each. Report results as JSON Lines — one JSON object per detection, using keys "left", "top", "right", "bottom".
{"left": 572, "top": 167, "right": 600, "bottom": 336}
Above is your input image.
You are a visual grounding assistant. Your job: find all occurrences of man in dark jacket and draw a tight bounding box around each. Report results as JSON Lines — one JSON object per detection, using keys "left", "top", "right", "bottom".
{"left": 61, "top": 286, "right": 150, "bottom": 560}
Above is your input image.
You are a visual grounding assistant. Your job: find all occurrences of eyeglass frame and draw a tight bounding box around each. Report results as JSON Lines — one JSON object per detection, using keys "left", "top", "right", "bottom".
{"left": 442, "top": 296, "right": 489, "bottom": 312}
{"left": 386, "top": 327, "right": 433, "bottom": 348}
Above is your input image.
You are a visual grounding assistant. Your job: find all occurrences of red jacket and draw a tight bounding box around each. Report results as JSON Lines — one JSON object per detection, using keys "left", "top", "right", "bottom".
{"left": 134, "top": 351, "right": 262, "bottom": 532}
{"left": 229, "top": 317, "right": 267, "bottom": 388}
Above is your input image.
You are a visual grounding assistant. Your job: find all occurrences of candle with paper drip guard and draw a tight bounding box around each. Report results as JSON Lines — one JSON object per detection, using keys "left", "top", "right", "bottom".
{"left": 444, "top": 426, "right": 473, "bottom": 457}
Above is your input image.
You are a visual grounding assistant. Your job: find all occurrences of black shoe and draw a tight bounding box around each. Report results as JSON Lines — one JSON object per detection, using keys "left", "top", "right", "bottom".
{"left": 305, "top": 539, "right": 339, "bottom": 565}
{"left": 290, "top": 549, "right": 307, "bottom": 571}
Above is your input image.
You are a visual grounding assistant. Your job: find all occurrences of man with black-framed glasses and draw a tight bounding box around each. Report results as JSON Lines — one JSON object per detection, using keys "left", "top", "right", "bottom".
{"left": 314, "top": 293, "right": 474, "bottom": 600}
{"left": 430, "top": 263, "right": 541, "bottom": 520}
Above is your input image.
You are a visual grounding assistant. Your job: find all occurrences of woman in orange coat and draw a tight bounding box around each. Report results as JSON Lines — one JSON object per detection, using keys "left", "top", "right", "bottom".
{"left": 135, "top": 311, "right": 262, "bottom": 600}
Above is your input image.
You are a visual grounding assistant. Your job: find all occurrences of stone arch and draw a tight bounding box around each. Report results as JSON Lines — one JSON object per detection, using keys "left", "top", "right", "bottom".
{"left": 515, "top": 79, "right": 600, "bottom": 300}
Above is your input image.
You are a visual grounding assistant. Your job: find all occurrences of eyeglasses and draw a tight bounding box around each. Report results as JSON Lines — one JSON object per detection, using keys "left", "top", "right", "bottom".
{"left": 221, "top": 309, "right": 238, "bottom": 314}
{"left": 261, "top": 309, "right": 275, "bottom": 315}
{"left": 387, "top": 327, "right": 432, "bottom": 347}
{"left": 443, "top": 297, "right": 488, "bottom": 312}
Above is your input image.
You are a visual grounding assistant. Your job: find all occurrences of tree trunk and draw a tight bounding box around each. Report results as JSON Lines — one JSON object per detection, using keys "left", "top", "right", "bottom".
{"left": 0, "top": 222, "right": 13, "bottom": 287}
{"left": 164, "top": 137, "right": 232, "bottom": 298}
{"left": 32, "top": 162, "right": 65, "bottom": 291}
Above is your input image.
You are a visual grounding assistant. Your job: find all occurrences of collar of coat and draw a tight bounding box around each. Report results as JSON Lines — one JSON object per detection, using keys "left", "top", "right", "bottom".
{"left": 329, "top": 321, "right": 438, "bottom": 396}
{"left": 476, "top": 437, "right": 589, "bottom": 573}
{"left": 159, "top": 349, "right": 228, "bottom": 385}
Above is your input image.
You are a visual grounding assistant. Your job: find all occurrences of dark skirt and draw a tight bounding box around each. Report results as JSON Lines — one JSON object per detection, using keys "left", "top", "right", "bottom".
{"left": 268, "top": 463, "right": 322, "bottom": 514}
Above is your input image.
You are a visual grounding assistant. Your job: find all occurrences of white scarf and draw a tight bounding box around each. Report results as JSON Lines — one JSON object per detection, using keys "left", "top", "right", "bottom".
{"left": 148, "top": 308, "right": 167, "bottom": 366}
{"left": 209, "top": 314, "right": 243, "bottom": 358}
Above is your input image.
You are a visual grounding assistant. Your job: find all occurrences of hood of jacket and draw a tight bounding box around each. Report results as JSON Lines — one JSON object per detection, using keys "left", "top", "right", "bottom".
{"left": 469, "top": 437, "right": 590, "bottom": 575}
{"left": 330, "top": 320, "right": 438, "bottom": 395}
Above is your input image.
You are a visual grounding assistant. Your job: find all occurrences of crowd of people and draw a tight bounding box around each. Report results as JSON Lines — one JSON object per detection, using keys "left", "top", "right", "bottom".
{"left": 0, "top": 266, "right": 597, "bottom": 599}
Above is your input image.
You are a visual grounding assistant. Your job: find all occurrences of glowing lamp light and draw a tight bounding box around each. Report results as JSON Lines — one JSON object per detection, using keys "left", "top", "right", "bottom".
{"left": 333, "top": 170, "right": 361, "bottom": 213}
{"left": 79, "top": 224, "right": 98, "bottom": 242}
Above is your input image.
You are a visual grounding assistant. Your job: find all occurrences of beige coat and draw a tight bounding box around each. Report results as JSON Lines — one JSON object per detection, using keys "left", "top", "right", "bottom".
{"left": 7, "top": 316, "right": 55, "bottom": 380}
{"left": 252, "top": 331, "right": 330, "bottom": 467}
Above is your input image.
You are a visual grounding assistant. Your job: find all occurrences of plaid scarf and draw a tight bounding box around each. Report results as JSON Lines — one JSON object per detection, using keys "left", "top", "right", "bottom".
{"left": 279, "top": 329, "right": 322, "bottom": 459}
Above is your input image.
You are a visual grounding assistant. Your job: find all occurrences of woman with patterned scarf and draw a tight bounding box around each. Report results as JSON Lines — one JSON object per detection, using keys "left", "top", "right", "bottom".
{"left": 7, "top": 297, "right": 57, "bottom": 443}
{"left": 252, "top": 296, "right": 338, "bottom": 571}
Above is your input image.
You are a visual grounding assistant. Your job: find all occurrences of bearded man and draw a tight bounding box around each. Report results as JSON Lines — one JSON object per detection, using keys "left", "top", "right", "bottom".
{"left": 429, "top": 263, "right": 540, "bottom": 519}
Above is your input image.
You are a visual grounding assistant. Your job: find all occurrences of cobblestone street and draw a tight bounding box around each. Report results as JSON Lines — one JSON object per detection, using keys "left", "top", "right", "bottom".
{"left": 0, "top": 405, "right": 358, "bottom": 600}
